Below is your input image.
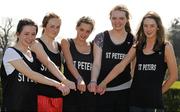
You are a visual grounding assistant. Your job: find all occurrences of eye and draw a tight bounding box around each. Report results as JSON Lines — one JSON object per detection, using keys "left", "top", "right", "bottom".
{"left": 24, "top": 33, "right": 29, "bottom": 35}
{"left": 50, "top": 25, "right": 55, "bottom": 28}
{"left": 56, "top": 25, "right": 60, "bottom": 29}
{"left": 111, "top": 17, "right": 117, "bottom": 20}
{"left": 86, "top": 30, "right": 91, "bottom": 34}
{"left": 143, "top": 24, "right": 148, "bottom": 28}
{"left": 32, "top": 33, "right": 36, "bottom": 36}
{"left": 119, "top": 17, "right": 125, "bottom": 20}
{"left": 79, "top": 28, "right": 84, "bottom": 32}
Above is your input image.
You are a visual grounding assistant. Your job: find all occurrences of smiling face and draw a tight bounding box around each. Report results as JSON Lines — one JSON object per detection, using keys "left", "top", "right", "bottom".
{"left": 76, "top": 22, "right": 92, "bottom": 41}
{"left": 143, "top": 18, "right": 158, "bottom": 39}
{"left": 110, "top": 10, "right": 127, "bottom": 31}
{"left": 136, "top": 11, "right": 165, "bottom": 51}
{"left": 17, "top": 25, "right": 37, "bottom": 47}
{"left": 43, "top": 18, "right": 61, "bottom": 39}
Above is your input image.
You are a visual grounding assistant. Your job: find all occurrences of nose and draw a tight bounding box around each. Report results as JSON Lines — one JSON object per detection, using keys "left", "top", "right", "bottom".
{"left": 83, "top": 31, "right": 90, "bottom": 37}
{"left": 54, "top": 27, "right": 60, "bottom": 32}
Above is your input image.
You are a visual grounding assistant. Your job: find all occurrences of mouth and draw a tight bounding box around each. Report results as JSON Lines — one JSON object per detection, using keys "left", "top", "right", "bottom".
{"left": 146, "top": 32, "right": 152, "bottom": 35}
{"left": 80, "top": 35, "right": 86, "bottom": 39}
{"left": 26, "top": 40, "right": 34, "bottom": 44}
{"left": 115, "top": 25, "right": 121, "bottom": 27}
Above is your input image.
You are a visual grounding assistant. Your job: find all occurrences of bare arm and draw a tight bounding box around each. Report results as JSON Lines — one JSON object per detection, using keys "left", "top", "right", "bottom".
{"left": 87, "top": 43, "right": 102, "bottom": 94}
{"left": 61, "top": 39, "right": 85, "bottom": 93}
{"left": 91, "top": 43, "right": 102, "bottom": 82}
{"left": 162, "top": 43, "right": 178, "bottom": 94}
{"left": 31, "top": 40, "right": 76, "bottom": 90}
{"left": 9, "top": 59, "right": 70, "bottom": 96}
{"left": 61, "top": 39, "right": 83, "bottom": 81}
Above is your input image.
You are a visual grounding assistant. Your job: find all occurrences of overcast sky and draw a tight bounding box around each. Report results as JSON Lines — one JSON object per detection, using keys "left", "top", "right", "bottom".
{"left": 0, "top": 0, "right": 179, "bottom": 41}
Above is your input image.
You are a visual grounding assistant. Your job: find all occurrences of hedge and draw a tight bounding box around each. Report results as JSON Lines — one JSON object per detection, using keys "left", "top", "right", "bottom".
{"left": 164, "top": 89, "right": 180, "bottom": 112}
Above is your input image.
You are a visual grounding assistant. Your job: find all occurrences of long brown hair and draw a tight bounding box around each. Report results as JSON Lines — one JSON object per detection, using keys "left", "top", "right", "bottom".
{"left": 136, "top": 11, "right": 165, "bottom": 51}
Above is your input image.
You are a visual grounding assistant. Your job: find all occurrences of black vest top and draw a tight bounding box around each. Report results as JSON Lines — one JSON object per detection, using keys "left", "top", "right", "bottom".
{"left": 98, "top": 31, "right": 134, "bottom": 87}
{"left": 36, "top": 38, "right": 62, "bottom": 97}
{"left": 130, "top": 44, "right": 167, "bottom": 109}
{"left": 1, "top": 47, "right": 39, "bottom": 111}
{"left": 63, "top": 39, "right": 93, "bottom": 84}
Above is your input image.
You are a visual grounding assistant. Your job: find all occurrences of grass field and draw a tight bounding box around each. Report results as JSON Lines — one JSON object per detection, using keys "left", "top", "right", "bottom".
{"left": 170, "top": 81, "right": 180, "bottom": 89}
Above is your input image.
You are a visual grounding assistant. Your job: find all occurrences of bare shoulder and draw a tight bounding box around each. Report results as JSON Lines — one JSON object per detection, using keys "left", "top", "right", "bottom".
{"left": 31, "top": 39, "right": 41, "bottom": 46}
{"left": 61, "top": 38, "right": 69, "bottom": 45}
{"left": 61, "top": 38, "right": 70, "bottom": 49}
{"left": 165, "top": 41, "right": 174, "bottom": 51}
{"left": 30, "top": 40, "right": 44, "bottom": 52}
{"left": 164, "top": 41, "right": 176, "bottom": 61}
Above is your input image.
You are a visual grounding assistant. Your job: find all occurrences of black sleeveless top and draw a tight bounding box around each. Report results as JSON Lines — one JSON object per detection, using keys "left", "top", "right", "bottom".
{"left": 63, "top": 39, "right": 93, "bottom": 85}
{"left": 98, "top": 31, "right": 134, "bottom": 87}
{"left": 130, "top": 44, "right": 167, "bottom": 109}
{"left": 1, "top": 47, "right": 39, "bottom": 111}
{"left": 36, "top": 38, "right": 62, "bottom": 97}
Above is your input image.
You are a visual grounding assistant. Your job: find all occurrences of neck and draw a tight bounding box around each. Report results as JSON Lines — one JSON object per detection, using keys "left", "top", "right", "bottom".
{"left": 145, "top": 37, "right": 156, "bottom": 50}
{"left": 41, "top": 34, "right": 55, "bottom": 44}
{"left": 146, "top": 36, "right": 156, "bottom": 44}
{"left": 111, "top": 29, "right": 127, "bottom": 37}
{"left": 15, "top": 43, "right": 29, "bottom": 53}
{"left": 74, "top": 37, "right": 87, "bottom": 46}
{"left": 41, "top": 35, "right": 54, "bottom": 45}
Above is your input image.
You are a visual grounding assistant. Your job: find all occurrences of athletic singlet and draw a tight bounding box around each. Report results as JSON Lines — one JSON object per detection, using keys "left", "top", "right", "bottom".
{"left": 130, "top": 44, "right": 167, "bottom": 109}
{"left": 1, "top": 47, "right": 39, "bottom": 111}
{"left": 63, "top": 39, "right": 93, "bottom": 84}
{"left": 36, "top": 38, "right": 62, "bottom": 97}
{"left": 98, "top": 31, "right": 134, "bottom": 88}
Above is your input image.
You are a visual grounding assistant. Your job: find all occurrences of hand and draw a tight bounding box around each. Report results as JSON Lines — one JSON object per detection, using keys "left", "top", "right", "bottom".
{"left": 87, "top": 81, "right": 97, "bottom": 95}
{"left": 62, "top": 79, "right": 76, "bottom": 90}
{"left": 77, "top": 78, "right": 86, "bottom": 94}
{"left": 56, "top": 83, "right": 70, "bottom": 96}
{"left": 97, "top": 81, "right": 106, "bottom": 95}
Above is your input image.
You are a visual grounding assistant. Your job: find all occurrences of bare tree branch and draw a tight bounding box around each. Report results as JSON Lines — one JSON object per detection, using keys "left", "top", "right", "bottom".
{"left": 0, "top": 18, "right": 14, "bottom": 55}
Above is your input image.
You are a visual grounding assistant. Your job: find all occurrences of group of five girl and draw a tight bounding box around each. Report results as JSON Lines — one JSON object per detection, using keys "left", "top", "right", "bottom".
{"left": 1, "top": 4, "right": 178, "bottom": 112}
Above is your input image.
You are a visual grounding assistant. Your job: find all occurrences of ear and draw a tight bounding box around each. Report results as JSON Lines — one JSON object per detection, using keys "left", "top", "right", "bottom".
{"left": 16, "top": 32, "right": 20, "bottom": 36}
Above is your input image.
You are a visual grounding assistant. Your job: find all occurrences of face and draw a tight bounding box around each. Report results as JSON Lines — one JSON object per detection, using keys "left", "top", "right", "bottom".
{"left": 143, "top": 18, "right": 158, "bottom": 39}
{"left": 76, "top": 23, "right": 92, "bottom": 41}
{"left": 43, "top": 18, "right": 61, "bottom": 39}
{"left": 110, "top": 10, "right": 127, "bottom": 31}
{"left": 17, "top": 25, "right": 37, "bottom": 47}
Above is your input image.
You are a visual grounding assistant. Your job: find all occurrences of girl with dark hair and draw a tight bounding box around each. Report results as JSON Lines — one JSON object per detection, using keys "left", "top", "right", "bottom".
{"left": 0, "top": 18, "right": 70, "bottom": 112}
